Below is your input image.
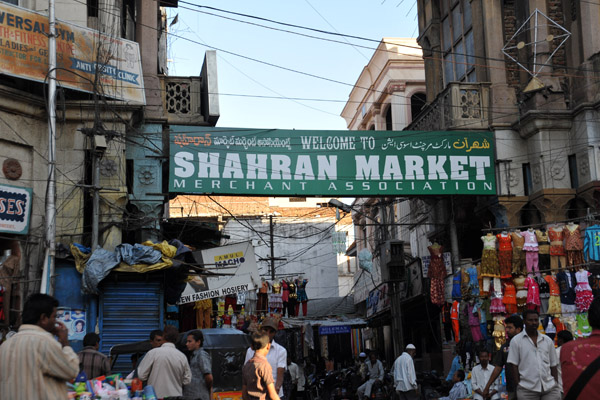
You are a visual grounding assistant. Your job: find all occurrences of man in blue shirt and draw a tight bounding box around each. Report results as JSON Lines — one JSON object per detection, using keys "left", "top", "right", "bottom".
{"left": 439, "top": 370, "right": 468, "bottom": 400}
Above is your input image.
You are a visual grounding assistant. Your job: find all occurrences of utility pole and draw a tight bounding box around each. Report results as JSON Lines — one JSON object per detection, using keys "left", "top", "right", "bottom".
{"left": 270, "top": 215, "right": 275, "bottom": 280}
{"left": 259, "top": 215, "right": 286, "bottom": 280}
{"left": 41, "top": 0, "right": 57, "bottom": 295}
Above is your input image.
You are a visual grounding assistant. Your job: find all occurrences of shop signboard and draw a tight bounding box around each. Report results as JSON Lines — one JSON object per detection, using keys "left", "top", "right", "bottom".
{"left": 366, "top": 283, "right": 391, "bottom": 318}
{"left": 169, "top": 127, "right": 496, "bottom": 196}
{"left": 0, "top": 183, "right": 32, "bottom": 235}
{"left": 318, "top": 325, "right": 351, "bottom": 335}
{"left": 178, "top": 241, "right": 261, "bottom": 305}
{"left": 0, "top": 2, "right": 145, "bottom": 104}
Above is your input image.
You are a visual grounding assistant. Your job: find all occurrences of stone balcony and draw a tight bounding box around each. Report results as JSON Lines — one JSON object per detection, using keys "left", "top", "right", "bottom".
{"left": 160, "top": 76, "right": 206, "bottom": 125}
{"left": 407, "top": 82, "right": 490, "bottom": 131}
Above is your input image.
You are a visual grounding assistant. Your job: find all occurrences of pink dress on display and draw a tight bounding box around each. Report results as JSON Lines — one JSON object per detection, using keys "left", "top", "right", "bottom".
{"left": 575, "top": 269, "right": 594, "bottom": 312}
{"left": 524, "top": 276, "right": 541, "bottom": 311}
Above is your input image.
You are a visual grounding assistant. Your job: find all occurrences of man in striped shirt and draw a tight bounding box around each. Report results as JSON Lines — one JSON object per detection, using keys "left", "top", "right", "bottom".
{"left": 78, "top": 332, "right": 111, "bottom": 379}
{"left": 0, "top": 293, "right": 79, "bottom": 400}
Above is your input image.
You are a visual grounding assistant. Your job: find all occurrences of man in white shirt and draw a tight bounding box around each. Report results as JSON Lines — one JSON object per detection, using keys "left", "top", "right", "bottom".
{"left": 357, "top": 352, "right": 385, "bottom": 399}
{"left": 137, "top": 325, "right": 192, "bottom": 399}
{"left": 471, "top": 349, "right": 499, "bottom": 400}
{"left": 393, "top": 344, "right": 419, "bottom": 400}
{"left": 244, "top": 317, "right": 287, "bottom": 398}
{"left": 507, "top": 309, "right": 560, "bottom": 400}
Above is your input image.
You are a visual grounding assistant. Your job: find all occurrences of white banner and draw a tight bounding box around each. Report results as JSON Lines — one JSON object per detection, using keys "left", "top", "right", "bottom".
{"left": 178, "top": 242, "right": 260, "bottom": 305}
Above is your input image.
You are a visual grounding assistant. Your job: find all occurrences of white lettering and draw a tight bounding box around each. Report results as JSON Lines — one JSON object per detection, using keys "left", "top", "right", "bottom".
{"left": 427, "top": 156, "right": 448, "bottom": 180}
{"left": 355, "top": 156, "right": 380, "bottom": 180}
{"left": 271, "top": 155, "right": 292, "bottom": 180}
{"left": 382, "top": 156, "right": 403, "bottom": 180}
{"left": 405, "top": 156, "right": 424, "bottom": 180}
{"left": 470, "top": 156, "right": 490, "bottom": 180}
{"left": 450, "top": 156, "right": 469, "bottom": 180}
{"left": 294, "top": 155, "right": 315, "bottom": 180}
{"left": 246, "top": 154, "right": 268, "bottom": 179}
{"left": 174, "top": 152, "right": 194, "bottom": 178}
{"left": 198, "top": 152, "right": 220, "bottom": 178}
{"left": 317, "top": 155, "right": 337, "bottom": 180}
{"left": 222, "top": 153, "right": 244, "bottom": 179}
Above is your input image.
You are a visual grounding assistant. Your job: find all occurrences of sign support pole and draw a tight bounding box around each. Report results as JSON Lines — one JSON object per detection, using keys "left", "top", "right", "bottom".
{"left": 41, "top": 0, "right": 57, "bottom": 295}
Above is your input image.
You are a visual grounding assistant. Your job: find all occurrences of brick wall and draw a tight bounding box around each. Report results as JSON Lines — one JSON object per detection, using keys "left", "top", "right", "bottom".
{"left": 547, "top": 0, "right": 567, "bottom": 76}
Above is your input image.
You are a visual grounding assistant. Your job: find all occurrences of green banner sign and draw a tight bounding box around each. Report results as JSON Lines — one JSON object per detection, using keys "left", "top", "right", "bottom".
{"left": 169, "top": 127, "right": 496, "bottom": 196}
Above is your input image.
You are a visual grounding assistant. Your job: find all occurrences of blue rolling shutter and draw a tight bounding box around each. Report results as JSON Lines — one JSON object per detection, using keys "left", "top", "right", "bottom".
{"left": 99, "top": 281, "right": 164, "bottom": 373}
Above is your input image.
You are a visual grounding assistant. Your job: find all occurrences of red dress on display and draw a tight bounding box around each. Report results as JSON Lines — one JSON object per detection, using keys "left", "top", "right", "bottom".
{"left": 428, "top": 245, "right": 447, "bottom": 306}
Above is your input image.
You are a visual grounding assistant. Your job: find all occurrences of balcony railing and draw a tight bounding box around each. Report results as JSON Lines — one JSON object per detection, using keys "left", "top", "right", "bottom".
{"left": 161, "top": 76, "right": 205, "bottom": 125}
{"left": 408, "top": 82, "right": 490, "bottom": 131}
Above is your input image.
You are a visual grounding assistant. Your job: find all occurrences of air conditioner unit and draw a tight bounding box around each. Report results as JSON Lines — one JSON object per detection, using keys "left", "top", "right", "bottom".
{"left": 379, "top": 240, "right": 405, "bottom": 282}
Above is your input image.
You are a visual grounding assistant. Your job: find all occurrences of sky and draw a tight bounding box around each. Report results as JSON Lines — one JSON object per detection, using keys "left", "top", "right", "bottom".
{"left": 166, "top": 0, "right": 419, "bottom": 131}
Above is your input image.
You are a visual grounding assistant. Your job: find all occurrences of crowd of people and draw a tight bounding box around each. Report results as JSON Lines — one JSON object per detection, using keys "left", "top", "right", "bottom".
{"left": 2, "top": 292, "right": 600, "bottom": 399}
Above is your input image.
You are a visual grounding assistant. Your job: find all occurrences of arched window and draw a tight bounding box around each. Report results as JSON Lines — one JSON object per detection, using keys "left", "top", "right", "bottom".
{"left": 369, "top": 124, "right": 375, "bottom": 130}
{"left": 410, "top": 92, "right": 427, "bottom": 121}
{"left": 385, "top": 106, "right": 393, "bottom": 130}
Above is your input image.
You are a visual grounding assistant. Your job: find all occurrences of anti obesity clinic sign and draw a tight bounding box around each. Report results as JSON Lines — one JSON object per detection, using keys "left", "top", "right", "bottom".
{"left": 0, "top": 183, "right": 32, "bottom": 235}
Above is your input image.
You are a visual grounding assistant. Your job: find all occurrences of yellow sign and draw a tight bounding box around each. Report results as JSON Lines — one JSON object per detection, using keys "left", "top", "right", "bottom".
{"left": 0, "top": 3, "right": 145, "bottom": 104}
{"left": 214, "top": 251, "right": 244, "bottom": 262}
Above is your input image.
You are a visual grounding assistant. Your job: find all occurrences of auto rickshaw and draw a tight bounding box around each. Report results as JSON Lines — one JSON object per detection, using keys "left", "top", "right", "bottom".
{"left": 109, "top": 328, "right": 250, "bottom": 400}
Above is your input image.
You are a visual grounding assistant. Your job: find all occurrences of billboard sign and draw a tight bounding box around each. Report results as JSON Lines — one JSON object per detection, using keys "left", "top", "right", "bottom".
{"left": 178, "top": 242, "right": 261, "bottom": 305}
{"left": 169, "top": 128, "right": 496, "bottom": 196}
{"left": 0, "top": 183, "right": 32, "bottom": 235}
{"left": 0, "top": 2, "right": 145, "bottom": 104}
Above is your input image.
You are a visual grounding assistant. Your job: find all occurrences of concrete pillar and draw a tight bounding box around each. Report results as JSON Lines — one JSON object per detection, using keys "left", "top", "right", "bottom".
{"left": 136, "top": 0, "right": 164, "bottom": 120}
{"left": 579, "top": 1, "right": 600, "bottom": 60}
{"left": 481, "top": 0, "right": 518, "bottom": 126}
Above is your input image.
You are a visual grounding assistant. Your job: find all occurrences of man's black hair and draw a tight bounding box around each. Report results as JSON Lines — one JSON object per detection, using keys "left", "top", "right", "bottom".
{"left": 187, "top": 330, "right": 204, "bottom": 346}
{"left": 589, "top": 298, "right": 600, "bottom": 330}
{"left": 478, "top": 348, "right": 489, "bottom": 357}
{"left": 21, "top": 293, "right": 58, "bottom": 325}
{"left": 150, "top": 329, "right": 163, "bottom": 340}
{"left": 522, "top": 309, "right": 540, "bottom": 319}
{"left": 504, "top": 314, "right": 524, "bottom": 329}
{"left": 557, "top": 330, "right": 573, "bottom": 344}
{"left": 456, "top": 369, "right": 465, "bottom": 381}
{"left": 163, "top": 325, "right": 179, "bottom": 343}
{"left": 83, "top": 332, "right": 100, "bottom": 347}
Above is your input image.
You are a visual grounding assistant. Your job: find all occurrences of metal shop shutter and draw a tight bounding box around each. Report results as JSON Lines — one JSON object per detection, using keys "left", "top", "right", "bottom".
{"left": 99, "top": 281, "right": 164, "bottom": 373}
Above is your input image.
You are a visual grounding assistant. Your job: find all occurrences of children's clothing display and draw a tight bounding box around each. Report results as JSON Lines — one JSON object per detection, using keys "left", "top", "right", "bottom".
{"left": 510, "top": 232, "right": 526, "bottom": 275}
{"left": 544, "top": 274, "right": 562, "bottom": 316}
{"left": 281, "top": 280, "right": 290, "bottom": 317}
{"left": 563, "top": 224, "right": 584, "bottom": 267}
{"left": 269, "top": 281, "right": 283, "bottom": 313}
{"left": 452, "top": 269, "right": 462, "bottom": 300}
{"left": 514, "top": 274, "right": 527, "bottom": 310}
{"left": 583, "top": 225, "right": 600, "bottom": 261}
{"left": 489, "top": 278, "right": 506, "bottom": 314}
{"left": 575, "top": 313, "right": 592, "bottom": 338}
{"left": 496, "top": 232, "right": 513, "bottom": 278}
{"left": 480, "top": 234, "right": 500, "bottom": 277}
{"left": 557, "top": 270, "right": 577, "bottom": 315}
{"left": 466, "top": 266, "right": 479, "bottom": 297}
{"left": 524, "top": 276, "right": 541, "bottom": 311}
{"left": 428, "top": 244, "right": 447, "bottom": 306}
{"left": 257, "top": 280, "right": 269, "bottom": 312}
{"left": 574, "top": 269, "right": 593, "bottom": 312}
{"left": 295, "top": 279, "right": 309, "bottom": 316}
{"left": 549, "top": 227, "right": 567, "bottom": 271}
{"left": 502, "top": 280, "right": 517, "bottom": 314}
{"left": 287, "top": 281, "right": 297, "bottom": 317}
{"left": 536, "top": 229, "right": 551, "bottom": 270}
{"left": 538, "top": 275, "right": 550, "bottom": 315}
{"left": 522, "top": 229, "right": 539, "bottom": 277}
{"left": 450, "top": 300, "right": 460, "bottom": 343}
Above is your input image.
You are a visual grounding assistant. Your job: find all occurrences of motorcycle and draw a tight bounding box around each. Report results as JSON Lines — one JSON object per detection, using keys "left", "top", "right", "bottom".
{"left": 416, "top": 370, "right": 450, "bottom": 400}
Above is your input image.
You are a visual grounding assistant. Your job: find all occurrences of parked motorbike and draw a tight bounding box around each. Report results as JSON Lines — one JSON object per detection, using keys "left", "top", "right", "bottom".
{"left": 416, "top": 370, "right": 450, "bottom": 400}
{"left": 330, "top": 366, "right": 363, "bottom": 400}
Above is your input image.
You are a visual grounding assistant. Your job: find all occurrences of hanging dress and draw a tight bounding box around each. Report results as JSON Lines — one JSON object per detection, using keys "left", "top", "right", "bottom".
{"left": 536, "top": 230, "right": 551, "bottom": 270}
{"left": 538, "top": 276, "right": 550, "bottom": 315}
{"left": 549, "top": 227, "right": 567, "bottom": 272}
{"left": 514, "top": 275, "right": 527, "bottom": 310}
{"left": 575, "top": 269, "right": 594, "bottom": 312}
{"left": 544, "top": 274, "right": 562, "bottom": 316}
{"left": 480, "top": 234, "right": 500, "bottom": 278}
{"left": 510, "top": 232, "right": 527, "bottom": 275}
{"left": 524, "top": 276, "right": 541, "bottom": 311}
{"left": 502, "top": 280, "right": 517, "bottom": 314}
{"left": 564, "top": 225, "right": 585, "bottom": 268}
{"left": 452, "top": 269, "right": 462, "bottom": 300}
{"left": 496, "top": 233, "right": 513, "bottom": 279}
{"left": 269, "top": 281, "right": 283, "bottom": 311}
{"left": 466, "top": 266, "right": 479, "bottom": 297}
{"left": 428, "top": 245, "right": 447, "bottom": 306}
{"left": 490, "top": 278, "right": 506, "bottom": 314}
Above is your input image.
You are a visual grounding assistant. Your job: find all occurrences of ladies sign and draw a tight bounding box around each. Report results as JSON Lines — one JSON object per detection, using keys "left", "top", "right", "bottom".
{"left": 169, "top": 127, "right": 496, "bottom": 196}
